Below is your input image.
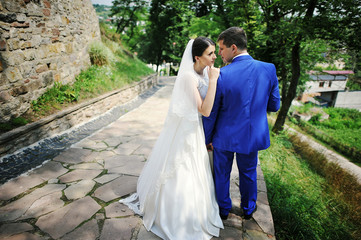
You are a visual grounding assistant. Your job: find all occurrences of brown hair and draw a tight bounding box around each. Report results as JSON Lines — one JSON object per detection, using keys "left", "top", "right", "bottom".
{"left": 192, "top": 36, "right": 215, "bottom": 62}
{"left": 217, "top": 27, "right": 247, "bottom": 50}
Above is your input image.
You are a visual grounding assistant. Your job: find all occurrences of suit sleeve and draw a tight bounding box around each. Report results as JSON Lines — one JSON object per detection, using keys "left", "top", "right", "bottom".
{"left": 202, "top": 73, "right": 222, "bottom": 145}
{"left": 267, "top": 64, "right": 281, "bottom": 112}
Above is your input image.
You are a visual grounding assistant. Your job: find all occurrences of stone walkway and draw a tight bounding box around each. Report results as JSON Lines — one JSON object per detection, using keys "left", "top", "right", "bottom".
{"left": 0, "top": 77, "right": 275, "bottom": 240}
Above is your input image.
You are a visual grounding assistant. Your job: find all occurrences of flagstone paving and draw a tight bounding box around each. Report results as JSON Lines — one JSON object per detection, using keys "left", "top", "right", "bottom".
{"left": 0, "top": 77, "right": 275, "bottom": 240}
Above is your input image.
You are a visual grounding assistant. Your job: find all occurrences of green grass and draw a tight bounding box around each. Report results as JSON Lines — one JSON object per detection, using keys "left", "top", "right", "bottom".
{"left": 0, "top": 117, "right": 29, "bottom": 133}
{"left": 260, "top": 130, "right": 360, "bottom": 240}
{"left": 317, "top": 126, "right": 361, "bottom": 152}
{"left": 28, "top": 24, "right": 154, "bottom": 119}
{"left": 1, "top": 23, "right": 153, "bottom": 131}
{"left": 290, "top": 104, "right": 361, "bottom": 164}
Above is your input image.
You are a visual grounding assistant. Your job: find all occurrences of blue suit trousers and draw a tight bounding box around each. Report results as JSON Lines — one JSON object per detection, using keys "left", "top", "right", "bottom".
{"left": 213, "top": 148, "right": 258, "bottom": 216}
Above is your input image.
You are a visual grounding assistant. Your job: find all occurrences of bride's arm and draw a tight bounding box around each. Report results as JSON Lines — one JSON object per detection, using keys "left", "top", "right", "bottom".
{"left": 197, "top": 66, "right": 219, "bottom": 117}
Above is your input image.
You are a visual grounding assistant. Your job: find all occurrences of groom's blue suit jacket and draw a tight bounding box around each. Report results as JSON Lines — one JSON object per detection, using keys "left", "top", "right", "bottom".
{"left": 203, "top": 55, "right": 280, "bottom": 154}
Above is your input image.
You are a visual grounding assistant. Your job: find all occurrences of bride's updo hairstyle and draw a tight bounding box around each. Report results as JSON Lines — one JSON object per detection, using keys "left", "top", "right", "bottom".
{"left": 192, "top": 37, "right": 215, "bottom": 63}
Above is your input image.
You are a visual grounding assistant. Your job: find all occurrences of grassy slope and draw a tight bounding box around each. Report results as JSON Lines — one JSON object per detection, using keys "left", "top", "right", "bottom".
{"left": 260, "top": 129, "right": 361, "bottom": 240}
{"left": 289, "top": 104, "right": 361, "bottom": 165}
{"left": 0, "top": 23, "right": 154, "bottom": 132}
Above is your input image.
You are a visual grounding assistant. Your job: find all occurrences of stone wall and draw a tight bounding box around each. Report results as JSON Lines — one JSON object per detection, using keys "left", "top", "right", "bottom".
{"left": 0, "top": 74, "right": 158, "bottom": 157}
{"left": 0, "top": 0, "right": 100, "bottom": 122}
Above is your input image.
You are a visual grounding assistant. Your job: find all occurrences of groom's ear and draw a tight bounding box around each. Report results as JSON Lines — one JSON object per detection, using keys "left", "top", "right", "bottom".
{"left": 231, "top": 44, "right": 237, "bottom": 53}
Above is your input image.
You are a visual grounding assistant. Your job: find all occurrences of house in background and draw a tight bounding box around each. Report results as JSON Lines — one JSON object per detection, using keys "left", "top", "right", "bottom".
{"left": 300, "top": 70, "right": 355, "bottom": 107}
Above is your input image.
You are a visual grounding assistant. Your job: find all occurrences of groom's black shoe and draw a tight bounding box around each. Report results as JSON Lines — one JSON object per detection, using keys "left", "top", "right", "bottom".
{"left": 243, "top": 205, "right": 257, "bottom": 220}
{"left": 220, "top": 213, "right": 228, "bottom": 220}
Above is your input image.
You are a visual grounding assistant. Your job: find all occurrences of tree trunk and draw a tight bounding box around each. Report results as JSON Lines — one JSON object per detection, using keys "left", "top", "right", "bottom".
{"left": 272, "top": 0, "right": 317, "bottom": 133}
{"left": 156, "top": 49, "right": 162, "bottom": 73}
{"left": 272, "top": 37, "right": 301, "bottom": 133}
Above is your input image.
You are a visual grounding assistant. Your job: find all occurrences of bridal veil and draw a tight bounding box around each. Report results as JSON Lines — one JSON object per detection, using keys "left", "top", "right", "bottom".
{"left": 119, "top": 39, "right": 222, "bottom": 239}
{"left": 120, "top": 39, "right": 201, "bottom": 215}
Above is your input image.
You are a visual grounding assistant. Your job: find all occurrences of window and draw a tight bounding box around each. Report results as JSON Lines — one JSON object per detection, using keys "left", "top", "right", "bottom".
{"left": 319, "top": 82, "right": 325, "bottom": 87}
{"left": 328, "top": 81, "right": 332, "bottom": 87}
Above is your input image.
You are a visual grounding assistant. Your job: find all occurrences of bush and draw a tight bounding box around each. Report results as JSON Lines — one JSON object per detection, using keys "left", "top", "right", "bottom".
{"left": 89, "top": 41, "right": 114, "bottom": 66}
{"left": 323, "top": 108, "right": 361, "bottom": 129}
{"left": 309, "top": 113, "right": 322, "bottom": 124}
{"left": 294, "top": 102, "right": 314, "bottom": 114}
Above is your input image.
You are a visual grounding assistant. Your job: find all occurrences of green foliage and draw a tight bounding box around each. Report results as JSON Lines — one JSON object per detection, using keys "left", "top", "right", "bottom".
{"left": 136, "top": 0, "right": 192, "bottom": 67}
{"left": 319, "top": 108, "right": 361, "bottom": 130}
{"left": 289, "top": 106, "right": 361, "bottom": 164}
{"left": 31, "top": 82, "right": 79, "bottom": 114}
{"left": 106, "top": 0, "right": 360, "bottom": 131}
{"left": 260, "top": 131, "right": 360, "bottom": 239}
{"left": 110, "top": 0, "right": 149, "bottom": 53}
{"left": 293, "top": 102, "right": 314, "bottom": 114}
{"left": 309, "top": 113, "right": 322, "bottom": 125}
{"left": 0, "top": 117, "right": 29, "bottom": 133}
{"left": 346, "top": 76, "right": 361, "bottom": 90}
{"left": 0, "top": 123, "right": 12, "bottom": 132}
{"left": 30, "top": 24, "right": 154, "bottom": 118}
{"left": 89, "top": 40, "right": 114, "bottom": 66}
{"left": 111, "top": 0, "right": 147, "bottom": 33}
{"left": 93, "top": 4, "right": 112, "bottom": 21}
{"left": 11, "top": 117, "right": 29, "bottom": 126}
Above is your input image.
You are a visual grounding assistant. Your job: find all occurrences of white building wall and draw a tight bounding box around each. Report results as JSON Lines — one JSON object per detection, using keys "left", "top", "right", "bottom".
{"left": 334, "top": 91, "right": 361, "bottom": 111}
{"left": 304, "top": 80, "right": 347, "bottom": 93}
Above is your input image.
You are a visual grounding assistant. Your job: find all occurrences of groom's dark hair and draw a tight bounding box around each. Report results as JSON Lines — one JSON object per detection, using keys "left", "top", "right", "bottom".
{"left": 218, "top": 27, "right": 247, "bottom": 50}
{"left": 192, "top": 36, "right": 215, "bottom": 62}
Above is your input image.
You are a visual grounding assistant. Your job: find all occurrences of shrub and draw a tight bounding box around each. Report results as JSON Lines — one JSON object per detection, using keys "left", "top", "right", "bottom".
{"left": 309, "top": 113, "right": 322, "bottom": 124}
{"left": 89, "top": 41, "right": 114, "bottom": 66}
{"left": 294, "top": 102, "right": 314, "bottom": 114}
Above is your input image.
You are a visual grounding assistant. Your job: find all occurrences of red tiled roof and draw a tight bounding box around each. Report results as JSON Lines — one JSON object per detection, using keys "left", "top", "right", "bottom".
{"left": 322, "top": 70, "right": 354, "bottom": 75}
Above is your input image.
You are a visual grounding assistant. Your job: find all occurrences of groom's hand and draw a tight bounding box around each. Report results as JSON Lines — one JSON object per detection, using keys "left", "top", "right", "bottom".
{"left": 206, "top": 143, "right": 214, "bottom": 151}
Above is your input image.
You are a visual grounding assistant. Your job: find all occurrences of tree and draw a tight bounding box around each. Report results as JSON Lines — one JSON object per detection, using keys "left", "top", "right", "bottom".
{"left": 111, "top": 0, "right": 148, "bottom": 36}
{"left": 254, "top": 0, "right": 361, "bottom": 133}
{"left": 138, "top": 0, "right": 193, "bottom": 71}
{"left": 112, "top": 0, "right": 359, "bottom": 124}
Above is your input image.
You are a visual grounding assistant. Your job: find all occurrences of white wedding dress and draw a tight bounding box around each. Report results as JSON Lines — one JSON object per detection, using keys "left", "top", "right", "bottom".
{"left": 119, "top": 40, "right": 223, "bottom": 240}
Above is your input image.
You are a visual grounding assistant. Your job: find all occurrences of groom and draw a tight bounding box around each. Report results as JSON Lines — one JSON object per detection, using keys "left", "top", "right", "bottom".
{"left": 203, "top": 27, "right": 280, "bottom": 220}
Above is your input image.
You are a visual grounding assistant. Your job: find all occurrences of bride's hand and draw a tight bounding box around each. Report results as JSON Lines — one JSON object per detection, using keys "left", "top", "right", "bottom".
{"left": 208, "top": 66, "right": 220, "bottom": 83}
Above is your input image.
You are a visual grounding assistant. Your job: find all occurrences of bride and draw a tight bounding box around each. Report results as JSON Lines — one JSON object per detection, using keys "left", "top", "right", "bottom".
{"left": 119, "top": 37, "right": 223, "bottom": 240}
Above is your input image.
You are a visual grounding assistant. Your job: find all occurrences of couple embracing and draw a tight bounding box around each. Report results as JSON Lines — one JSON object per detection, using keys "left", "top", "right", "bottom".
{"left": 120, "top": 27, "right": 280, "bottom": 240}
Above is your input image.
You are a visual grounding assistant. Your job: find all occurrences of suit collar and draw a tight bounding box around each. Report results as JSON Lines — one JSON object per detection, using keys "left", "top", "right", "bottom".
{"left": 231, "top": 55, "right": 253, "bottom": 63}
